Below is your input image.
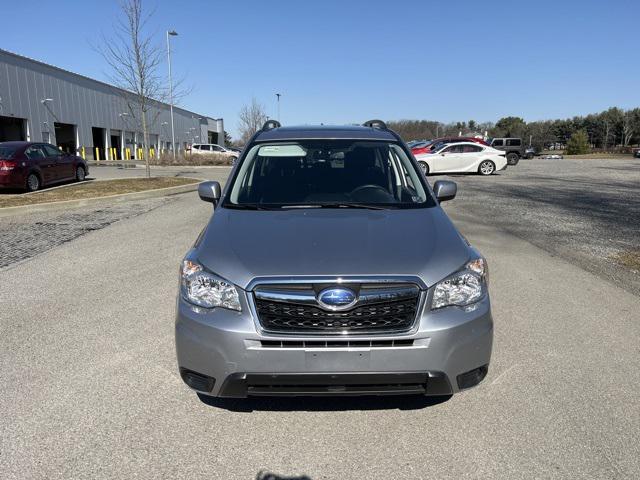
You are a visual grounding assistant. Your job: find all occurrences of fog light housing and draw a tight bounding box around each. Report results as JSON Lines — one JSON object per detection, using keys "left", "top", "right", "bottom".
{"left": 456, "top": 365, "right": 488, "bottom": 389}
{"left": 179, "top": 368, "right": 216, "bottom": 392}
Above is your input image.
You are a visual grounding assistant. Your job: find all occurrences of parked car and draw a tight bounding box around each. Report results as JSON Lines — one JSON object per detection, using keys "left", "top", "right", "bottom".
{"left": 488, "top": 138, "right": 523, "bottom": 165}
{"left": 0, "top": 141, "right": 88, "bottom": 192}
{"left": 415, "top": 142, "right": 508, "bottom": 175}
{"left": 176, "top": 120, "right": 493, "bottom": 399}
{"left": 524, "top": 146, "right": 536, "bottom": 159}
{"left": 189, "top": 143, "right": 238, "bottom": 161}
{"left": 633, "top": 147, "right": 640, "bottom": 158}
{"left": 412, "top": 137, "right": 488, "bottom": 156}
{"left": 411, "top": 141, "right": 435, "bottom": 155}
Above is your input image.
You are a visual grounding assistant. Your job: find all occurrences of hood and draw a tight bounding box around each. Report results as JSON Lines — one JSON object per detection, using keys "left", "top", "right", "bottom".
{"left": 196, "top": 206, "right": 471, "bottom": 290}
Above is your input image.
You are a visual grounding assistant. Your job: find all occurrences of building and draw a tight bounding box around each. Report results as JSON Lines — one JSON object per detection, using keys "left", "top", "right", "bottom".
{"left": 0, "top": 49, "right": 223, "bottom": 160}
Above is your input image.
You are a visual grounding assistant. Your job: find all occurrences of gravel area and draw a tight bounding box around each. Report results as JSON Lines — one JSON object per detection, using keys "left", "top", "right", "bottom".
{"left": 441, "top": 157, "right": 640, "bottom": 295}
{"left": 0, "top": 197, "right": 172, "bottom": 269}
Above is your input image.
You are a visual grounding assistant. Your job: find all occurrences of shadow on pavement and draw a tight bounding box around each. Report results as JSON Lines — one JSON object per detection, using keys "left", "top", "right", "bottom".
{"left": 197, "top": 393, "right": 452, "bottom": 412}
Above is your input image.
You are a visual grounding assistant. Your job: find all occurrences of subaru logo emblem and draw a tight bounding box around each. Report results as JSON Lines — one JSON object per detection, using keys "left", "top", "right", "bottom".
{"left": 317, "top": 287, "right": 357, "bottom": 311}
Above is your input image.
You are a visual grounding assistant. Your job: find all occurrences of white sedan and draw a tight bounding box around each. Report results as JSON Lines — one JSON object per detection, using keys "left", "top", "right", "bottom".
{"left": 414, "top": 142, "right": 508, "bottom": 175}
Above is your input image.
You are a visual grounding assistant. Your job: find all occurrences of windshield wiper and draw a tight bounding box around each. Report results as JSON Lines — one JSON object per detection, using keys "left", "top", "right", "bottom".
{"left": 224, "top": 203, "right": 280, "bottom": 210}
{"left": 316, "top": 203, "right": 391, "bottom": 210}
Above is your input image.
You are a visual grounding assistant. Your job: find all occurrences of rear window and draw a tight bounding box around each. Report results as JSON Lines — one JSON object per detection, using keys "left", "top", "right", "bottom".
{"left": 506, "top": 139, "right": 521, "bottom": 146}
{"left": 463, "top": 145, "right": 483, "bottom": 153}
{"left": 0, "top": 146, "right": 18, "bottom": 159}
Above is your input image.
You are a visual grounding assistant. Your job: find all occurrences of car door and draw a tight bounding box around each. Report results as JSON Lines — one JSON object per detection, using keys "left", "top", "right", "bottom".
{"left": 459, "top": 144, "right": 484, "bottom": 171}
{"left": 44, "top": 144, "right": 74, "bottom": 180}
{"left": 432, "top": 144, "right": 464, "bottom": 172}
{"left": 24, "top": 145, "right": 55, "bottom": 184}
{"left": 491, "top": 138, "right": 505, "bottom": 152}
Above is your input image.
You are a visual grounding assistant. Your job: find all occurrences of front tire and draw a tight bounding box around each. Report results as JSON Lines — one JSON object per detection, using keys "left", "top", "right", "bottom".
{"left": 506, "top": 153, "right": 520, "bottom": 165}
{"left": 26, "top": 173, "right": 41, "bottom": 192}
{"left": 418, "top": 161, "right": 429, "bottom": 175}
{"left": 478, "top": 160, "right": 496, "bottom": 175}
{"left": 75, "top": 165, "right": 86, "bottom": 182}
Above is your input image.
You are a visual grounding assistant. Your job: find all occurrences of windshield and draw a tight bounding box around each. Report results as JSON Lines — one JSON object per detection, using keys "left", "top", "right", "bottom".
{"left": 0, "top": 145, "right": 18, "bottom": 159}
{"left": 225, "top": 140, "right": 434, "bottom": 209}
{"left": 430, "top": 142, "right": 447, "bottom": 152}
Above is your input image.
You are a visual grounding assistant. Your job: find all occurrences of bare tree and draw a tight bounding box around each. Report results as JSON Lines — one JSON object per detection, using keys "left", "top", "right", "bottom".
{"left": 238, "top": 98, "right": 268, "bottom": 144}
{"left": 622, "top": 111, "right": 635, "bottom": 146}
{"left": 98, "top": 0, "right": 166, "bottom": 177}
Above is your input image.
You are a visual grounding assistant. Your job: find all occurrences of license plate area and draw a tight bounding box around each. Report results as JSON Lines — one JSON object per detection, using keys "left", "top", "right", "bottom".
{"left": 305, "top": 350, "right": 371, "bottom": 370}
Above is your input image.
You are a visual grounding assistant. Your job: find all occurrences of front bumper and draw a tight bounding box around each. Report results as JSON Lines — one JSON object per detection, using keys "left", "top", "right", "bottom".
{"left": 175, "top": 293, "right": 493, "bottom": 397}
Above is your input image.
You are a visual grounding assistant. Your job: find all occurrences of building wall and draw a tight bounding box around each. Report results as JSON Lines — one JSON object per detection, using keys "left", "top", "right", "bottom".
{"left": 0, "top": 49, "right": 223, "bottom": 159}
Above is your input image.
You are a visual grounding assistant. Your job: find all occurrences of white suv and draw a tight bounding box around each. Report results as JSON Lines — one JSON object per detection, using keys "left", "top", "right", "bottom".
{"left": 190, "top": 144, "right": 238, "bottom": 161}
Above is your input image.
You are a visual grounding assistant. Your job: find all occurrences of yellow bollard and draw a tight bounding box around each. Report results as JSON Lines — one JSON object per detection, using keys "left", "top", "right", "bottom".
{"left": 95, "top": 147, "right": 100, "bottom": 162}
{"left": 125, "top": 147, "right": 131, "bottom": 159}
{"left": 81, "top": 146, "right": 85, "bottom": 160}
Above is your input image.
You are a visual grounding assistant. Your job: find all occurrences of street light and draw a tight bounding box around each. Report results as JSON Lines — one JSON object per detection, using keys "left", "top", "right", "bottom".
{"left": 166, "top": 30, "right": 178, "bottom": 158}
{"left": 276, "top": 93, "right": 281, "bottom": 122}
{"left": 41, "top": 98, "right": 53, "bottom": 104}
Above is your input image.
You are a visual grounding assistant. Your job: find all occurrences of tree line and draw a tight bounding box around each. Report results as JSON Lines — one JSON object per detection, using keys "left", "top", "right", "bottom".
{"left": 388, "top": 107, "right": 640, "bottom": 152}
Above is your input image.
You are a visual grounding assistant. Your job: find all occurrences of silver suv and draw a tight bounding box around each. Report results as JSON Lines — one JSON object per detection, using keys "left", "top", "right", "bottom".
{"left": 175, "top": 120, "right": 493, "bottom": 398}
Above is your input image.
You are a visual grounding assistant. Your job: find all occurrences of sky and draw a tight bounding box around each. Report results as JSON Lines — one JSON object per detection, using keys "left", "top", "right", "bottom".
{"left": 1, "top": 0, "right": 639, "bottom": 139}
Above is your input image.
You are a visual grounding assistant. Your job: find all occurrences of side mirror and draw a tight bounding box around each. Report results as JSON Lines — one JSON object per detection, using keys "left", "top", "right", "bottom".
{"left": 433, "top": 180, "right": 457, "bottom": 202}
{"left": 198, "top": 181, "right": 221, "bottom": 205}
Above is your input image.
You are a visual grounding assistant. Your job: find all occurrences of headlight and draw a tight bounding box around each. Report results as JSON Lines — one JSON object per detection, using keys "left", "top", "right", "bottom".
{"left": 180, "top": 260, "right": 241, "bottom": 311}
{"left": 431, "top": 258, "right": 488, "bottom": 310}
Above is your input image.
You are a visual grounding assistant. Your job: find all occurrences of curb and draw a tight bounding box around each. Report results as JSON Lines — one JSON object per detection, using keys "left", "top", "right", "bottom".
{"left": 0, "top": 179, "right": 201, "bottom": 218}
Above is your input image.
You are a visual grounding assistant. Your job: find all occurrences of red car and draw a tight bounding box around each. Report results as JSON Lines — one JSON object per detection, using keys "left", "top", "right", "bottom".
{"left": 0, "top": 141, "right": 88, "bottom": 192}
{"left": 412, "top": 137, "right": 489, "bottom": 155}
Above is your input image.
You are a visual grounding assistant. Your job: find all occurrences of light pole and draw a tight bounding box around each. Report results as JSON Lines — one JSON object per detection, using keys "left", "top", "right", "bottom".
{"left": 166, "top": 30, "right": 178, "bottom": 159}
{"left": 276, "top": 93, "right": 281, "bottom": 122}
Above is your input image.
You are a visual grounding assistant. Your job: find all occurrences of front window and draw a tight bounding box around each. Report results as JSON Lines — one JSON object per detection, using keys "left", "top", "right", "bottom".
{"left": 225, "top": 140, "right": 434, "bottom": 209}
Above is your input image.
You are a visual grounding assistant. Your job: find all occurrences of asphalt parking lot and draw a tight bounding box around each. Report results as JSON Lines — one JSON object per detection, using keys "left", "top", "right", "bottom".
{"left": 1, "top": 158, "right": 639, "bottom": 479}
{"left": 440, "top": 156, "right": 640, "bottom": 296}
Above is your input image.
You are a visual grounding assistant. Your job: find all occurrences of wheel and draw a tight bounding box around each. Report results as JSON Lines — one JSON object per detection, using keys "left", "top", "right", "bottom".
{"left": 506, "top": 153, "right": 519, "bottom": 165}
{"left": 526, "top": 153, "right": 534, "bottom": 159}
{"left": 26, "top": 173, "right": 41, "bottom": 192}
{"left": 418, "top": 161, "right": 429, "bottom": 175}
{"left": 75, "top": 165, "right": 86, "bottom": 182}
{"left": 478, "top": 160, "right": 496, "bottom": 175}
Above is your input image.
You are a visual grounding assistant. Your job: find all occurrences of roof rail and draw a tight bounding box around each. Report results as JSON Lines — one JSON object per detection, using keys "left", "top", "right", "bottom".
{"left": 363, "top": 119, "right": 387, "bottom": 130}
{"left": 261, "top": 119, "right": 281, "bottom": 131}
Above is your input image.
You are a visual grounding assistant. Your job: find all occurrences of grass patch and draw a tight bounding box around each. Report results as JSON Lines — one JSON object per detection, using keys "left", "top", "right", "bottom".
{"left": 613, "top": 250, "right": 640, "bottom": 271}
{"left": 149, "top": 152, "right": 234, "bottom": 166}
{"left": 0, "top": 177, "right": 197, "bottom": 208}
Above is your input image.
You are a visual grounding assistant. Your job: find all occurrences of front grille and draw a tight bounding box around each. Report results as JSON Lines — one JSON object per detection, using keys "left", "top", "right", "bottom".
{"left": 254, "top": 285, "right": 420, "bottom": 334}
